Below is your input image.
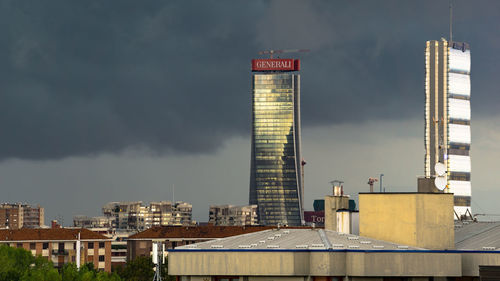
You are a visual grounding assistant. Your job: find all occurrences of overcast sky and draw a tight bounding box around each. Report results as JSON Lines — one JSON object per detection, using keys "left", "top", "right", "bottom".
{"left": 1, "top": 0, "right": 499, "bottom": 225}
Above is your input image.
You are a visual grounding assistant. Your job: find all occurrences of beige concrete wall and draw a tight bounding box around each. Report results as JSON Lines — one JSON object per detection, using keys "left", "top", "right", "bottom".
{"left": 308, "top": 252, "right": 346, "bottom": 276}
{"left": 415, "top": 194, "right": 454, "bottom": 250}
{"left": 346, "top": 252, "right": 461, "bottom": 277}
{"left": 169, "top": 250, "right": 461, "bottom": 277}
{"left": 359, "top": 193, "right": 454, "bottom": 250}
{"left": 461, "top": 253, "right": 500, "bottom": 277}
{"left": 359, "top": 194, "right": 417, "bottom": 246}
{"left": 169, "top": 252, "right": 310, "bottom": 276}
{"left": 324, "top": 196, "right": 349, "bottom": 232}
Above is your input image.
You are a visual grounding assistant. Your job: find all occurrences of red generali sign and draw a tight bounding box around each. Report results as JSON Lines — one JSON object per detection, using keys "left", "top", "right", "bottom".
{"left": 251, "top": 59, "right": 300, "bottom": 72}
{"left": 304, "top": 211, "right": 325, "bottom": 226}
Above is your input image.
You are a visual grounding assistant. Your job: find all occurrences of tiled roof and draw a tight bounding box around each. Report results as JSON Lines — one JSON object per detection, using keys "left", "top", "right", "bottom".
{"left": 174, "top": 228, "right": 424, "bottom": 250}
{"left": 128, "top": 226, "right": 311, "bottom": 240}
{"left": 0, "top": 228, "right": 109, "bottom": 241}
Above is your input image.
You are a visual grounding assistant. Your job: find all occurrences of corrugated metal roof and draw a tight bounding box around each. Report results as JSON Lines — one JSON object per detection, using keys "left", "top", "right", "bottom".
{"left": 128, "top": 226, "right": 311, "bottom": 240}
{"left": 455, "top": 221, "right": 500, "bottom": 251}
{"left": 175, "top": 228, "right": 422, "bottom": 250}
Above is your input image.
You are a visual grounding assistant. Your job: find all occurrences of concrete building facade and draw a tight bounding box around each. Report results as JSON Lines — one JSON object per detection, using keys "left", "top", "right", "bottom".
{"left": 424, "top": 40, "right": 472, "bottom": 219}
{"left": 0, "top": 203, "right": 44, "bottom": 229}
{"left": 99, "top": 200, "right": 193, "bottom": 231}
{"left": 359, "top": 193, "right": 455, "bottom": 250}
{"left": 73, "top": 216, "right": 113, "bottom": 229}
{"left": 209, "top": 204, "right": 258, "bottom": 226}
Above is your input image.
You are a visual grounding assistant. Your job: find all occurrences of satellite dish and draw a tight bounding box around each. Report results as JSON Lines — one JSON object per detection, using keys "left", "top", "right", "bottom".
{"left": 434, "top": 162, "right": 447, "bottom": 176}
{"left": 434, "top": 176, "right": 447, "bottom": 191}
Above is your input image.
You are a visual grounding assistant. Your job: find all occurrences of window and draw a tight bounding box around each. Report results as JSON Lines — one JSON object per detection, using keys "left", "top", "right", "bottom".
{"left": 99, "top": 242, "right": 105, "bottom": 248}
{"left": 43, "top": 243, "right": 49, "bottom": 250}
{"left": 58, "top": 242, "right": 64, "bottom": 250}
{"left": 88, "top": 242, "right": 94, "bottom": 249}
{"left": 17, "top": 243, "right": 23, "bottom": 248}
{"left": 30, "top": 243, "right": 36, "bottom": 250}
{"left": 98, "top": 255, "right": 105, "bottom": 262}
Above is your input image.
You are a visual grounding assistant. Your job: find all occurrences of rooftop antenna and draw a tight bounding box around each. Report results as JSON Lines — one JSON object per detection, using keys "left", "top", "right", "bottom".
{"left": 258, "top": 49, "right": 310, "bottom": 59}
{"left": 449, "top": 0, "right": 453, "bottom": 43}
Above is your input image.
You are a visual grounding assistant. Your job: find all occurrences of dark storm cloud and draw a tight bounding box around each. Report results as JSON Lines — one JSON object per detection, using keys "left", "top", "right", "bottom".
{"left": 0, "top": 0, "right": 498, "bottom": 159}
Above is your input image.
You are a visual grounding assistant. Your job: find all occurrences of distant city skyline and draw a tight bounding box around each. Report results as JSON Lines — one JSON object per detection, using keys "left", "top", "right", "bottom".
{"left": 0, "top": 1, "right": 499, "bottom": 224}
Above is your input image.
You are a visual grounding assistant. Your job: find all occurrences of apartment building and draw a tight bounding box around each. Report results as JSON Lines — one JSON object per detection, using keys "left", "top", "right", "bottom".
{"left": 100, "top": 201, "right": 193, "bottom": 231}
{"left": 0, "top": 203, "right": 44, "bottom": 229}
{"left": 73, "top": 216, "right": 113, "bottom": 229}
{"left": 0, "top": 228, "right": 112, "bottom": 272}
{"left": 208, "top": 204, "right": 258, "bottom": 226}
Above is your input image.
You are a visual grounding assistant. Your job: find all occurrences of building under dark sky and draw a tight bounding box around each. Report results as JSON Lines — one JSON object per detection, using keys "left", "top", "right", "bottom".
{"left": 424, "top": 40, "right": 472, "bottom": 219}
{"left": 249, "top": 58, "right": 304, "bottom": 226}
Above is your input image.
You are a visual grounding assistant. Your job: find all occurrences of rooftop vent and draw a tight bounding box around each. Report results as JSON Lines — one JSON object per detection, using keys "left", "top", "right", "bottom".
{"left": 250, "top": 243, "right": 258, "bottom": 247}
{"left": 347, "top": 236, "right": 359, "bottom": 240}
{"left": 259, "top": 240, "right": 266, "bottom": 244}
{"left": 238, "top": 245, "right": 252, "bottom": 248}
{"left": 332, "top": 244, "right": 344, "bottom": 248}
{"left": 348, "top": 245, "right": 360, "bottom": 248}
{"left": 397, "top": 245, "right": 409, "bottom": 249}
{"left": 210, "top": 245, "right": 223, "bottom": 248}
{"left": 373, "top": 245, "right": 385, "bottom": 249}
{"left": 185, "top": 245, "right": 197, "bottom": 248}
{"left": 482, "top": 246, "right": 496, "bottom": 251}
{"left": 267, "top": 236, "right": 275, "bottom": 240}
{"left": 267, "top": 245, "right": 279, "bottom": 248}
{"left": 274, "top": 234, "right": 282, "bottom": 238}
{"left": 295, "top": 245, "right": 308, "bottom": 249}
{"left": 311, "top": 243, "right": 325, "bottom": 248}
{"left": 360, "top": 241, "right": 371, "bottom": 244}
{"left": 283, "top": 230, "right": 290, "bottom": 234}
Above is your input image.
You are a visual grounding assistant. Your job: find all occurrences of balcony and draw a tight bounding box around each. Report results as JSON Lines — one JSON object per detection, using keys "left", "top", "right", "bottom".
{"left": 51, "top": 249, "right": 69, "bottom": 256}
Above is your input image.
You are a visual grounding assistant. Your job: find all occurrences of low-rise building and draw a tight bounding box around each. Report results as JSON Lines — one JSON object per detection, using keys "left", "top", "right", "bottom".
{"left": 169, "top": 228, "right": 464, "bottom": 280}
{"left": 0, "top": 228, "right": 112, "bottom": 272}
{"left": 208, "top": 204, "right": 258, "bottom": 226}
{"left": 0, "top": 203, "right": 44, "bottom": 229}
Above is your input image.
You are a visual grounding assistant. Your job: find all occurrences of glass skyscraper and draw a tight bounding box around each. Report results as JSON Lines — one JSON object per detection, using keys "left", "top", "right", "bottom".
{"left": 424, "top": 40, "right": 471, "bottom": 219}
{"left": 249, "top": 63, "right": 304, "bottom": 226}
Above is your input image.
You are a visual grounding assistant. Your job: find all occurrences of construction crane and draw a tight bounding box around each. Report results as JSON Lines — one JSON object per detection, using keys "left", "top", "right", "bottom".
{"left": 258, "top": 49, "right": 310, "bottom": 59}
{"left": 367, "top": 177, "right": 378, "bottom": 193}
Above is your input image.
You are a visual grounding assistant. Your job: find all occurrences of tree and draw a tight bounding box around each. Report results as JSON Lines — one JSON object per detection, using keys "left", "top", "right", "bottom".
{"left": 0, "top": 245, "right": 35, "bottom": 281}
{"left": 21, "top": 256, "right": 61, "bottom": 281}
{"left": 0, "top": 245, "right": 122, "bottom": 281}
{"left": 117, "top": 256, "right": 154, "bottom": 281}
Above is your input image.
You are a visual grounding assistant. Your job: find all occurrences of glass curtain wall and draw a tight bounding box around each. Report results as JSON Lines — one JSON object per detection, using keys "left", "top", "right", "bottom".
{"left": 249, "top": 73, "right": 303, "bottom": 226}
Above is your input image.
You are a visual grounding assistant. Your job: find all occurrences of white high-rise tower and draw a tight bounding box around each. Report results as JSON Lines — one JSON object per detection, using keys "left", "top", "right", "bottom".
{"left": 424, "top": 39, "right": 471, "bottom": 219}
